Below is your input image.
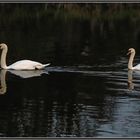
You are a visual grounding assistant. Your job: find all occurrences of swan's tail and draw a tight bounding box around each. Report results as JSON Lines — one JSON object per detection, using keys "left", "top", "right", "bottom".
{"left": 35, "top": 63, "right": 50, "bottom": 70}
{"left": 44, "top": 63, "right": 50, "bottom": 67}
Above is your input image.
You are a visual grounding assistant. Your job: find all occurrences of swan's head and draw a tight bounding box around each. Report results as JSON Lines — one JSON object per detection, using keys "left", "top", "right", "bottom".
{"left": 127, "top": 48, "right": 135, "bottom": 55}
{"left": 0, "top": 43, "right": 7, "bottom": 50}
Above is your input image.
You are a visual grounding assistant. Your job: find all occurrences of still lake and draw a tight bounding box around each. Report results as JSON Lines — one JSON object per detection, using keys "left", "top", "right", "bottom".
{"left": 0, "top": 4, "right": 140, "bottom": 137}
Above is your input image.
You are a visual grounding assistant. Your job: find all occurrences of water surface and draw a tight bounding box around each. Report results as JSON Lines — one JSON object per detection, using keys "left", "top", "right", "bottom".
{"left": 0, "top": 3, "right": 140, "bottom": 137}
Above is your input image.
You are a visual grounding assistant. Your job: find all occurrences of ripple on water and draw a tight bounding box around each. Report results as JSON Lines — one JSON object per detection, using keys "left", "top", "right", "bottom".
{"left": 19, "top": 64, "right": 140, "bottom": 137}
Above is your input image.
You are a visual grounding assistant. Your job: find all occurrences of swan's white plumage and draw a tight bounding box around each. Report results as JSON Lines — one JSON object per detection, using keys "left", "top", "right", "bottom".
{"left": 132, "top": 64, "right": 140, "bottom": 70}
{"left": 0, "top": 43, "right": 50, "bottom": 70}
{"left": 7, "top": 60, "right": 50, "bottom": 70}
{"left": 127, "top": 48, "right": 140, "bottom": 70}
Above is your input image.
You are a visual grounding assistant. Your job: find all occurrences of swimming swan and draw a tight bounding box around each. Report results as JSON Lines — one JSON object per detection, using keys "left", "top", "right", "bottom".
{"left": 127, "top": 48, "right": 140, "bottom": 70}
{"left": 0, "top": 43, "right": 50, "bottom": 70}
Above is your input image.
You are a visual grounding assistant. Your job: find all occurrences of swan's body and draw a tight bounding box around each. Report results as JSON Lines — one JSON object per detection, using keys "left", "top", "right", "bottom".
{"left": 7, "top": 60, "right": 50, "bottom": 70}
{"left": 127, "top": 48, "right": 140, "bottom": 70}
{"left": 0, "top": 43, "right": 50, "bottom": 70}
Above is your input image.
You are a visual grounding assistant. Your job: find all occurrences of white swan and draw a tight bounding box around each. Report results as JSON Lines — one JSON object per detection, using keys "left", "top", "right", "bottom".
{"left": 0, "top": 43, "right": 50, "bottom": 70}
{"left": 127, "top": 48, "right": 140, "bottom": 70}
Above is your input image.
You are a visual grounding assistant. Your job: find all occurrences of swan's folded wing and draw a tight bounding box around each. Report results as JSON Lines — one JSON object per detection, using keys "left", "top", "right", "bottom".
{"left": 133, "top": 64, "right": 140, "bottom": 70}
{"left": 8, "top": 60, "right": 43, "bottom": 70}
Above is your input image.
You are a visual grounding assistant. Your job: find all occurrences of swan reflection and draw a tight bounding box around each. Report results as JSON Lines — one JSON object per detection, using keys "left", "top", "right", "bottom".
{"left": 0, "top": 70, "right": 7, "bottom": 94}
{"left": 0, "top": 69, "right": 49, "bottom": 94}
{"left": 128, "top": 70, "right": 134, "bottom": 90}
{"left": 128, "top": 70, "right": 140, "bottom": 90}
{"left": 8, "top": 70, "right": 49, "bottom": 78}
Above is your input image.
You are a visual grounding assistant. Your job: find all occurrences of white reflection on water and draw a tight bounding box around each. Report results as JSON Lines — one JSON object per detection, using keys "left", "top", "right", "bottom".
{"left": 0, "top": 69, "right": 49, "bottom": 94}
{"left": 128, "top": 70, "right": 134, "bottom": 90}
{"left": 126, "top": 70, "right": 140, "bottom": 92}
{"left": 8, "top": 70, "right": 49, "bottom": 78}
{"left": 0, "top": 70, "right": 7, "bottom": 94}
{"left": 0, "top": 62, "right": 140, "bottom": 137}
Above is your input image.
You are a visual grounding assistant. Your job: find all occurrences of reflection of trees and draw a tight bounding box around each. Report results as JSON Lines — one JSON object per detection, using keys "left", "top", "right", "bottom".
{"left": 1, "top": 4, "right": 140, "bottom": 18}
{"left": 0, "top": 4, "right": 140, "bottom": 66}
{"left": 0, "top": 72, "right": 117, "bottom": 137}
{"left": 0, "top": 3, "right": 138, "bottom": 136}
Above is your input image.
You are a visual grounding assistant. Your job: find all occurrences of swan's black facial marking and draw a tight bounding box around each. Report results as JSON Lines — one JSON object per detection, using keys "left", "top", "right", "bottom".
{"left": 127, "top": 48, "right": 135, "bottom": 55}
{"left": 127, "top": 50, "right": 131, "bottom": 55}
{"left": 0, "top": 44, "right": 6, "bottom": 49}
{"left": 0, "top": 45, "right": 2, "bottom": 49}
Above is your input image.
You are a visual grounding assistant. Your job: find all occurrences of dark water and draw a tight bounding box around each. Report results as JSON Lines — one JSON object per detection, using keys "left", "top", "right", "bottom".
{"left": 0, "top": 4, "right": 140, "bottom": 137}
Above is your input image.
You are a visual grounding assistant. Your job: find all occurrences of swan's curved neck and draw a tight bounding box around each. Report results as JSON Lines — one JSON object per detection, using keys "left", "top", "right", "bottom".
{"left": 128, "top": 52, "right": 135, "bottom": 70}
{"left": 1, "top": 47, "right": 8, "bottom": 69}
